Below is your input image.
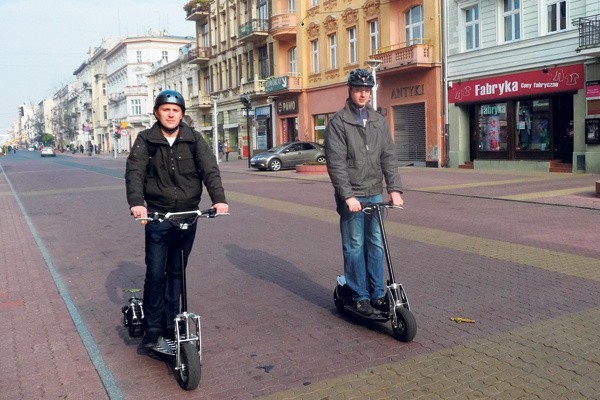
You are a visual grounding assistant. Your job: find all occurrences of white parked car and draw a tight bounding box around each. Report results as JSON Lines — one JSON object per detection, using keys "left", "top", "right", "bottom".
{"left": 41, "top": 147, "right": 56, "bottom": 157}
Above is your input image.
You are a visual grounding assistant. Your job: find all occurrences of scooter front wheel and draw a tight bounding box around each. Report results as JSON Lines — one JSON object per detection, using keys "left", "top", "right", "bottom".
{"left": 392, "top": 307, "right": 417, "bottom": 342}
{"left": 177, "top": 342, "right": 201, "bottom": 390}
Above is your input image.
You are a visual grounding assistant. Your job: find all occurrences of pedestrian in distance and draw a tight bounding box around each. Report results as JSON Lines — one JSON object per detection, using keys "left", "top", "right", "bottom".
{"left": 224, "top": 139, "right": 230, "bottom": 162}
{"left": 218, "top": 141, "right": 224, "bottom": 162}
{"left": 324, "top": 68, "right": 404, "bottom": 317}
{"left": 125, "top": 89, "right": 229, "bottom": 348}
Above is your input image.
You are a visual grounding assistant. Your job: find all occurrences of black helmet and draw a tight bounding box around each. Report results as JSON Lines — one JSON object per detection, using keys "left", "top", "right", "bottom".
{"left": 154, "top": 90, "right": 186, "bottom": 112}
{"left": 347, "top": 68, "right": 375, "bottom": 88}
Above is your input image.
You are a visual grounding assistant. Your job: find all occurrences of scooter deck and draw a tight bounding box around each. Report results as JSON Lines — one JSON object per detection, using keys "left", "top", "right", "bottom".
{"left": 151, "top": 337, "right": 176, "bottom": 356}
{"left": 343, "top": 305, "right": 389, "bottom": 322}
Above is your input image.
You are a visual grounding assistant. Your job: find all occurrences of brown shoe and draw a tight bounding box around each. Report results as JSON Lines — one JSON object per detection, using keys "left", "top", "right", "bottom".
{"left": 371, "top": 297, "right": 388, "bottom": 312}
{"left": 356, "top": 299, "right": 377, "bottom": 316}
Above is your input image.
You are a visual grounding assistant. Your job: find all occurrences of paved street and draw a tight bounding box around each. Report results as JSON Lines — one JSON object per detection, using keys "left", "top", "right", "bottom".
{"left": 0, "top": 150, "right": 599, "bottom": 399}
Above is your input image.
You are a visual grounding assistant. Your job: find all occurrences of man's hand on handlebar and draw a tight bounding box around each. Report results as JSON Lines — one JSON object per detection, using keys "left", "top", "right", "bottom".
{"left": 389, "top": 191, "right": 404, "bottom": 207}
{"left": 131, "top": 206, "right": 148, "bottom": 225}
{"left": 212, "top": 202, "right": 229, "bottom": 215}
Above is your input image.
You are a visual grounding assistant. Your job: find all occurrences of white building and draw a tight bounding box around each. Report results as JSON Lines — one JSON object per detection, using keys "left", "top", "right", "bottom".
{"left": 446, "top": 0, "right": 600, "bottom": 173}
{"left": 103, "top": 31, "right": 193, "bottom": 151}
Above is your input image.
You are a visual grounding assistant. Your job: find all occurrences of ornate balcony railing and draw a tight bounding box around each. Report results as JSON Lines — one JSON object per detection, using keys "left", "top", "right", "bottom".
{"left": 372, "top": 42, "right": 434, "bottom": 71}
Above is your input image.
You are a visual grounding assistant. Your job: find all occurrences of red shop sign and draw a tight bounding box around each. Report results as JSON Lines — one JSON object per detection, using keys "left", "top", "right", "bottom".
{"left": 449, "top": 64, "right": 584, "bottom": 103}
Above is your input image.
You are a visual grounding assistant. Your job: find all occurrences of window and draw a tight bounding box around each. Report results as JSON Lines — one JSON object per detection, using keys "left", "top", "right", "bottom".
{"left": 136, "top": 51, "right": 142, "bottom": 63}
{"left": 547, "top": 0, "right": 567, "bottom": 33}
{"left": 187, "top": 77, "right": 193, "bottom": 97}
{"left": 369, "top": 20, "right": 379, "bottom": 55}
{"left": 247, "top": 50, "right": 254, "bottom": 81}
{"left": 258, "top": 46, "right": 269, "bottom": 79}
{"left": 162, "top": 51, "right": 168, "bottom": 63}
{"left": 348, "top": 27, "right": 357, "bottom": 64}
{"left": 503, "top": 0, "right": 521, "bottom": 42}
{"left": 464, "top": 5, "right": 480, "bottom": 50}
{"left": 102, "top": 83, "right": 106, "bottom": 96}
{"left": 131, "top": 99, "right": 142, "bottom": 116}
{"left": 477, "top": 103, "right": 508, "bottom": 152}
{"left": 103, "top": 105, "right": 107, "bottom": 120}
{"left": 201, "top": 24, "right": 210, "bottom": 48}
{"left": 258, "top": 0, "right": 268, "bottom": 26}
{"left": 311, "top": 0, "right": 318, "bottom": 7}
{"left": 405, "top": 5, "right": 424, "bottom": 45}
{"left": 289, "top": 47, "right": 297, "bottom": 74}
{"left": 515, "top": 99, "right": 551, "bottom": 151}
{"left": 203, "top": 68, "right": 211, "bottom": 94}
{"left": 314, "top": 113, "right": 335, "bottom": 143}
{"left": 288, "top": 0, "right": 295, "bottom": 12}
{"left": 329, "top": 34, "right": 338, "bottom": 69}
{"left": 311, "top": 40, "right": 320, "bottom": 73}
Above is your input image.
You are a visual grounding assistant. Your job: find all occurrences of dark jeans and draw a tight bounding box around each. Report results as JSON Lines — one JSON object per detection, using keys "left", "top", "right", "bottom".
{"left": 143, "top": 220, "right": 197, "bottom": 335}
{"left": 335, "top": 194, "right": 385, "bottom": 303}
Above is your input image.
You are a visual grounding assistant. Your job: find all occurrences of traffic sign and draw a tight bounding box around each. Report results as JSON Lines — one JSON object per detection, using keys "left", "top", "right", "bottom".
{"left": 120, "top": 129, "right": 128, "bottom": 136}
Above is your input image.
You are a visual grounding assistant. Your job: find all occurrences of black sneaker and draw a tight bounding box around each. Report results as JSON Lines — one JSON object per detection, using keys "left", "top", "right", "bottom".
{"left": 142, "top": 330, "right": 161, "bottom": 348}
{"left": 355, "top": 299, "right": 377, "bottom": 316}
{"left": 371, "top": 297, "right": 388, "bottom": 312}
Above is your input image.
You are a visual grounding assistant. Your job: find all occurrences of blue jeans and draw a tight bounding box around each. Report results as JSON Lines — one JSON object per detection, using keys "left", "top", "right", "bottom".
{"left": 143, "top": 220, "right": 197, "bottom": 334}
{"left": 335, "top": 194, "right": 385, "bottom": 303}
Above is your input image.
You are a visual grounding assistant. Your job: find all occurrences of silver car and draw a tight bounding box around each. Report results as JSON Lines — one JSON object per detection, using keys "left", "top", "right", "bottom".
{"left": 250, "top": 141, "right": 326, "bottom": 171}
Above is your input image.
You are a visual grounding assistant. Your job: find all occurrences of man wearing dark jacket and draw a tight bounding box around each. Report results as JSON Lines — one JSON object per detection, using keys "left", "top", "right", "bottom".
{"left": 325, "top": 69, "right": 403, "bottom": 317}
{"left": 126, "top": 90, "right": 228, "bottom": 348}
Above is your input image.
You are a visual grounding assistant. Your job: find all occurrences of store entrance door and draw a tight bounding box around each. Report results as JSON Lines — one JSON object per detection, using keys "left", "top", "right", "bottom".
{"left": 553, "top": 95, "right": 574, "bottom": 163}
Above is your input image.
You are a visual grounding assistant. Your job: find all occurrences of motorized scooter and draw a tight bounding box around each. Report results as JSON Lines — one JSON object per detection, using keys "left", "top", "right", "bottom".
{"left": 333, "top": 202, "right": 417, "bottom": 342}
{"left": 123, "top": 208, "right": 226, "bottom": 390}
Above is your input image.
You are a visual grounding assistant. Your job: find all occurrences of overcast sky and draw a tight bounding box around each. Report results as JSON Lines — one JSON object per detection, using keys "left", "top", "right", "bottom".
{"left": 0, "top": 0, "right": 195, "bottom": 137}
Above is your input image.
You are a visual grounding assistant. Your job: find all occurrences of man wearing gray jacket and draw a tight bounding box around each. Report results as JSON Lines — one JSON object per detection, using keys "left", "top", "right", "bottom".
{"left": 324, "top": 69, "right": 404, "bottom": 317}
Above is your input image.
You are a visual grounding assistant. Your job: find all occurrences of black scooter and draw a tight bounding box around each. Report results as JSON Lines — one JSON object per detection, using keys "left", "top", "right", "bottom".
{"left": 333, "top": 202, "right": 417, "bottom": 342}
{"left": 123, "top": 208, "right": 227, "bottom": 390}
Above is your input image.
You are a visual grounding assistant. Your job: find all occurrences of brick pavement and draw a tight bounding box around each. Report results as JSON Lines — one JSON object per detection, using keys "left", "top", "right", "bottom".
{"left": 1, "top": 152, "right": 599, "bottom": 399}
{"left": 0, "top": 162, "right": 111, "bottom": 399}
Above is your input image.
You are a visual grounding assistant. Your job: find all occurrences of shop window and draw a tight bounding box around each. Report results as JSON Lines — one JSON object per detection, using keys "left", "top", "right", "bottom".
{"left": 515, "top": 99, "right": 550, "bottom": 151}
{"left": 314, "top": 113, "right": 335, "bottom": 144}
{"left": 477, "top": 103, "right": 507, "bottom": 151}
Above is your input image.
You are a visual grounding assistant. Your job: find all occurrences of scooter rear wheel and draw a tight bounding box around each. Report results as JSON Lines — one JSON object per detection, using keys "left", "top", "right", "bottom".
{"left": 177, "top": 343, "right": 201, "bottom": 390}
{"left": 392, "top": 307, "right": 417, "bottom": 342}
{"left": 333, "top": 286, "right": 346, "bottom": 313}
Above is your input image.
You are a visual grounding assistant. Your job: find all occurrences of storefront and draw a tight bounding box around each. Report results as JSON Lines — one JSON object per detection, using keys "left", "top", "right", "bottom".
{"left": 272, "top": 97, "right": 299, "bottom": 144}
{"left": 378, "top": 68, "right": 442, "bottom": 167}
{"left": 448, "top": 64, "right": 585, "bottom": 169}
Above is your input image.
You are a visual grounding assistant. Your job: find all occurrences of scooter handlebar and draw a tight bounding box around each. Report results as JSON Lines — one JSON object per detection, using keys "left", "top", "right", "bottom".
{"left": 135, "top": 208, "right": 229, "bottom": 222}
{"left": 360, "top": 202, "right": 403, "bottom": 212}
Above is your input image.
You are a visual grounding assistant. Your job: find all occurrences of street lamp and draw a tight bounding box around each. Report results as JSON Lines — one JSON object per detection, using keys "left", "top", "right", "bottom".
{"left": 365, "top": 59, "right": 383, "bottom": 111}
{"left": 211, "top": 95, "right": 219, "bottom": 164}
{"left": 240, "top": 95, "right": 252, "bottom": 168}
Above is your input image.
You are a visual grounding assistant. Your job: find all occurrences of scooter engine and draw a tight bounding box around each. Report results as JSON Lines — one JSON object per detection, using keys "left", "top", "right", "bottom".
{"left": 122, "top": 297, "right": 145, "bottom": 337}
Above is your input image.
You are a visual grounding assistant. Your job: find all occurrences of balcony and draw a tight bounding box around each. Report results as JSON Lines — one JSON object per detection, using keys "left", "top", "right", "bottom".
{"left": 241, "top": 77, "right": 266, "bottom": 95}
{"left": 270, "top": 12, "right": 297, "bottom": 42}
{"left": 239, "top": 19, "right": 270, "bottom": 43}
{"left": 185, "top": 3, "right": 210, "bottom": 22}
{"left": 372, "top": 42, "right": 434, "bottom": 74}
{"left": 265, "top": 74, "right": 302, "bottom": 94}
{"left": 573, "top": 14, "right": 600, "bottom": 57}
{"left": 187, "top": 46, "right": 211, "bottom": 64}
{"left": 198, "top": 95, "right": 213, "bottom": 108}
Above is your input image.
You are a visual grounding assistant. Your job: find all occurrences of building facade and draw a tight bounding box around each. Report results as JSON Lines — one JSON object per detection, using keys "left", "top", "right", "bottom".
{"left": 184, "top": 0, "right": 444, "bottom": 166}
{"left": 446, "top": 0, "right": 600, "bottom": 173}
{"left": 103, "top": 33, "right": 194, "bottom": 151}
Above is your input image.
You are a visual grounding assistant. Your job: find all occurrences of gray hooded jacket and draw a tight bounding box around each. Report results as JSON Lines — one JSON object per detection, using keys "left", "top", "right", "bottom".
{"left": 324, "top": 100, "right": 402, "bottom": 200}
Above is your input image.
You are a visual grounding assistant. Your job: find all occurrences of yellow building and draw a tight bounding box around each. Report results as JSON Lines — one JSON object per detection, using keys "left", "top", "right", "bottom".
{"left": 184, "top": 0, "right": 444, "bottom": 166}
